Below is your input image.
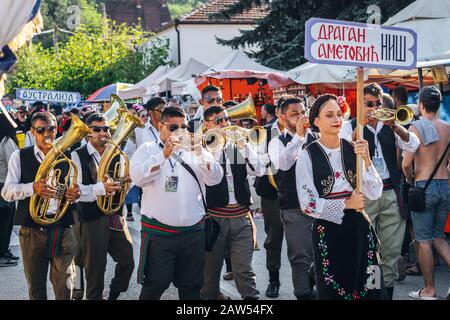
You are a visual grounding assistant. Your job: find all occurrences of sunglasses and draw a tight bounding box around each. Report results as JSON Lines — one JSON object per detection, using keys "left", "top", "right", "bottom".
{"left": 33, "top": 126, "right": 56, "bottom": 134}
{"left": 365, "top": 100, "right": 382, "bottom": 108}
{"left": 162, "top": 123, "right": 189, "bottom": 132}
{"left": 206, "top": 97, "right": 223, "bottom": 104}
{"left": 207, "top": 116, "right": 231, "bottom": 125}
{"left": 90, "top": 125, "right": 110, "bottom": 133}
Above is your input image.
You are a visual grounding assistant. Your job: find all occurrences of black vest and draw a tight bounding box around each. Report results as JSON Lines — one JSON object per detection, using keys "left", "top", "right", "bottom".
{"left": 275, "top": 132, "right": 319, "bottom": 210}
{"left": 305, "top": 139, "right": 356, "bottom": 198}
{"left": 351, "top": 119, "right": 400, "bottom": 185}
{"left": 75, "top": 145, "right": 121, "bottom": 223}
{"left": 16, "top": 146, "right": 75, "bottom": 228}
{"left": 254, "top": 123, "right": 281, "bottom": 199}
{"left": 206, "top": 146, "right": 252, "bottom": 208}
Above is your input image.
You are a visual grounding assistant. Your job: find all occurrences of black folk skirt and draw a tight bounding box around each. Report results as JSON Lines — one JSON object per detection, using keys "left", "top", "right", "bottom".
{"left": 312, "top": 209, "right": 383, "bottom": 300}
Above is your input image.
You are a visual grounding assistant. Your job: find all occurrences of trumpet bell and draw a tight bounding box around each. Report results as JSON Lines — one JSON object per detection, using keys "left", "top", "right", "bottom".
{"left": 227, "top": 94, "right": 257, "bottom": 120}
{"left": 372, "top": 105, "right": 414, "bottom": 126}
{"left": 203, "top": 128, "right": 226, "bottom": 153}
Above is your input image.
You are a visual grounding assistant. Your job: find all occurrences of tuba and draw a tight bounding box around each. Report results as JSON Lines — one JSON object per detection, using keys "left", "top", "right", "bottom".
{"left": 371, "top": 105, "right": 414, "bottom": 126}
{"left": 29, "top": 114, "right": 93, "bottom": 225}
{"left": 97, "top": 95, "right": 144, "bottom": 215}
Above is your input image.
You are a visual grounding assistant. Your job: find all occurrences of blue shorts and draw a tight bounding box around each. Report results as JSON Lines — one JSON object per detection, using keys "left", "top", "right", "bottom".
{"left": 410, "top": 179, "right": 450, "bottom": 242}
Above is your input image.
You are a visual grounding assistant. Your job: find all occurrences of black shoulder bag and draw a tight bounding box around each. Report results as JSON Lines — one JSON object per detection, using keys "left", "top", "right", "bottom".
{"left": 408, "top": 141, "right": 450, "bottom": 212}
{"left": 168, "top": 149, "right": 220, "bottom": 251}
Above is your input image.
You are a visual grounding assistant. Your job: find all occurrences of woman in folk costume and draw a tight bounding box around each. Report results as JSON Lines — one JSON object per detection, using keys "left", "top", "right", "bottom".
{"left": 295, "top": 94, "right": 384, "bottom": 300}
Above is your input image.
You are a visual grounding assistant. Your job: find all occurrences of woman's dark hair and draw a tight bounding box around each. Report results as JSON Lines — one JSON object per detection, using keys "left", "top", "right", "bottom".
{"left": 308, "top": 94, "right": 338, "bottom": 132}
{"left": 0, "top": 114, "right": 18, "bottom": 145}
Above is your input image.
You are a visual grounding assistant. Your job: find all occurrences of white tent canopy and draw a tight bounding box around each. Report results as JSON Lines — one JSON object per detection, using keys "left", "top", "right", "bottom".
{"left": 118, "top": 65, "right": 173, "bottom": 100}
{"left": 286, "top": 62, "right": 371, "bottom": 84}
{"left": 202, "top": 50, "right": 278, "bottom": 75}
{"left": 156, "top": 58, "right": 209, "bottom": 93}
{"left": 384, "top": 0, "right": 450, "bottom": 62}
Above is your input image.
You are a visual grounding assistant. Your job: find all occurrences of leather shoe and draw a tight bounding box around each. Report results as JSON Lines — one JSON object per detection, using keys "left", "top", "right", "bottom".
{"left": 265, "top": 282, "right": 280, "bottom": 298}
{"left": 0, "top": 257, "right": 18, "bottom": 267}
{"left": 222, "top": 271, "right": 233, "bottom": 281}
{"left": 5, "top": 249, "right": 19, "bottom": 261}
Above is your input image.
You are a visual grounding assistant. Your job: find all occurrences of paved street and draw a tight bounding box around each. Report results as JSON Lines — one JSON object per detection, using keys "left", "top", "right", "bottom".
{"left": 1, "top": 205, "right": 449, "bottom": 300}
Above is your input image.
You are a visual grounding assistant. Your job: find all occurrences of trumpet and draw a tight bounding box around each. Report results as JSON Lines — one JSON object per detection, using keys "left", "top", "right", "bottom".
{"left": 369, "top": 105, "right": 414, "bottom": 126}
{"left": 203, "top": 125, "right": 267, "bottom": 153}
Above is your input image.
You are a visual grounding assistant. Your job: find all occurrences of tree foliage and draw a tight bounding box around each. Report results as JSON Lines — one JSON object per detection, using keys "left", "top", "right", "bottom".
{"left": 215, "top": 0, "right": 415, "bottom": 70}
{"left": 6, "top": 22, "right": 170, "bottom": 97}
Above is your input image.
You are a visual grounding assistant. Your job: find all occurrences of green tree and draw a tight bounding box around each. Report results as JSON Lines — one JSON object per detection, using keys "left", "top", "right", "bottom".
{"left": 214, "top": 0, "right": 415, "bottom": 70}
{"left": 6, "top": 22, "right": 170, "bottom": 97}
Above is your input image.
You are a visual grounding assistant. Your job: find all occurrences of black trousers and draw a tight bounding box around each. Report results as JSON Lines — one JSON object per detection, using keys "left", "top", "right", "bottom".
{"left": 140, "top": 230, "right": 205, "bottom": 300}
{"left": 0, "top": 203, "right": 15, "bottom": 257}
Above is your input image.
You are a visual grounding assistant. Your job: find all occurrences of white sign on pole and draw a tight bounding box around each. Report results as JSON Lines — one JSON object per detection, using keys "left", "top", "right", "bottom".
{"left": 16, "top": 89, "right": 82, "bottom": 104}
{"left": 305, "top": 18, "right": 417, "bottom": 70}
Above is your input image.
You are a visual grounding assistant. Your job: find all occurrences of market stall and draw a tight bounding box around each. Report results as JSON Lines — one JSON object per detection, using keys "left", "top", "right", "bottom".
{"left": 195, "top": 50, "right": 293, "bottom": 119}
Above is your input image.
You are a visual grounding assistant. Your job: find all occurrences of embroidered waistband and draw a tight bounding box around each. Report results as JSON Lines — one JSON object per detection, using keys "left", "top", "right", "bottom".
{"left": 208, "top": 204, "right": 250, "bottom": 219}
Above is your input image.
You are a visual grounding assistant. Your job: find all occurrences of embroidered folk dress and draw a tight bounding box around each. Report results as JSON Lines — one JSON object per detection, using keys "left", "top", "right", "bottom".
{"left": 296, "top": 140, "right": 383, "bottom": 300}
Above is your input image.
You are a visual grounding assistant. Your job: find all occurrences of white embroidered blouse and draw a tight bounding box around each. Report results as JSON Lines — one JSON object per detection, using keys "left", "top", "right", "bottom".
{"left": 295, "top": 141, "right": 383, "bottom": 225}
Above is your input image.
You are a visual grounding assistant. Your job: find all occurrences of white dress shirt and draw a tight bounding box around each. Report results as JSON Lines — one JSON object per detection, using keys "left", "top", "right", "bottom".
{"left": 71, "top": 142, "right": 107, "bottom": 203}
{"left": 340, "top": 121, "right": 420, "bottom": 179}
{"left": 268, "top": 128, "right": 311, "bottom": 172}
{"left": 212, "top": 143, "right": 266, "bottom": 205}
{"left": 130, "top": 140, "right": 223, "bottom": 226}
{"left": 1, "top": 145, "right": 44, "bottom": 201}
{"left": 1, "top": 145, "right": 61, "bottom": 214}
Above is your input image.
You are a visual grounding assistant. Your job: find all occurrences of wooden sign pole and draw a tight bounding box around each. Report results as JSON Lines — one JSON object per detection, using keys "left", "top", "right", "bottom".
{"left": 356, "top": 67, "right": 364, "bottom": 193}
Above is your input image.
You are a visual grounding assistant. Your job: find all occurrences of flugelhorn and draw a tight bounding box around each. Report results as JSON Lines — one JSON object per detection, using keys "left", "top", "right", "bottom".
{"left": 29, "top": 115, "right": 93, "bottom": 225}
{"left": 97, "top": 95, "right": 144, "bottom": 215}
{"left": 370, "top": 105, "right": 414, "bottom": 126}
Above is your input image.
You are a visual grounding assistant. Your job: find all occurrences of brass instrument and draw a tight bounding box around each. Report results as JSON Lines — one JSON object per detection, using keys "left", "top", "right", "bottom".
{"left": 370, "top": 105, "right": 414, "bottom": 126}
{"left": 227, "top": 94, "right": 257, "bottom": 120}
{"left": 104, "top": 94, "right": 127, "bottom": 133}
{"left": 29, "top": 115, "right": 93, "bottom": 225}
{"left": 97, "top": 95, "right": 144, "bottom": 215}
{"left": 201, "top": 125, "right": 267, "bottom": 153}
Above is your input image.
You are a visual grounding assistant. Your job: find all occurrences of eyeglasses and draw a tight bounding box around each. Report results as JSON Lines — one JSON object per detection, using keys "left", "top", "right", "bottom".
{"left": 162, "top": 123, "right": 189, "bottom": 132}
{"left": 206, "top": 116, "right": 231, "bottom": 125}
{"left": 206, "top": 97, "right": 223, "bottom": 104}
{"left": 33, "top": 126, "right": 56, "bottom": 134}
{"left": 89, "top": 125, "right": 110, "bottom": 133}
{"left": 365, "top": 100, "right": 382, "bottom": 108}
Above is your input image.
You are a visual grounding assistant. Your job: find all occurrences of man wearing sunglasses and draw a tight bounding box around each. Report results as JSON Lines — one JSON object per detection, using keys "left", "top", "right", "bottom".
{"left": 341, "top": 82, "right": 420, "bottom": 300}
{"left": 130, "top": 106, "right": 223, "bottom": 300}
{"left": 189, "top": 85, "right": 224, "bottom": 134}
{"left": 1, "top": 112, "right": 81, "bottom": 300}
{"left": 71, "top": 113, "right": 134, "bottom": 300}
{"left": 200, "top": 106, "right": 266, "bottom": 301}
